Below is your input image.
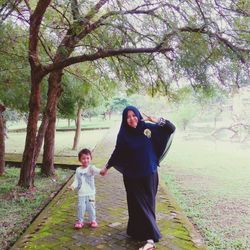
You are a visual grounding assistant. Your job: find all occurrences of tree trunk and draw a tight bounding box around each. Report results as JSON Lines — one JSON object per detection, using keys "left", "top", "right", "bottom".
{"left": 34, "top": 112, "right": 49, "bottom": 162}
{"left": 41, "top": 70, "right": 62, "bottom": 176}
{"left": 18, "top": 0, "right": 53, "bottom": 187}
{"left": 18, "top": 74, "right": 42, "bottom": 188}
{"left": 72, "top": 107, "right": 82, "bottom": 150}
{"left": 0, "top": 104, "right": 6, "bottom": 175}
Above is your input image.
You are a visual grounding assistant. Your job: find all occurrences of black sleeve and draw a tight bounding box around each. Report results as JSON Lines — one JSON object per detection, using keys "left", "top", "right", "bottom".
{"left": 105, "top": 146, "right": 119, "bottom": 169}
{"left": 158, "top": 118, "right": 176, "bottom": 133}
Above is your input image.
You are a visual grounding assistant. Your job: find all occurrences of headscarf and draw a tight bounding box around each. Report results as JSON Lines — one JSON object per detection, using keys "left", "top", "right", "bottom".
{"left": 107, "top": 105, "right": 175, "bottom": 178}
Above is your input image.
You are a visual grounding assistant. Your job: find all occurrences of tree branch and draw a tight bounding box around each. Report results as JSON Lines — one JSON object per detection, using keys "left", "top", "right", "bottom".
{"left": 71, "top": 0, "right": 81, "bottom": 21}
{"left": 0, "top": 0, "right": 22, "bottom": 23}
{"left": 178, "top": 25, "right": 249, "bottom": 63}
{"left": 50, "top": 3, "right": 71, "bottom": 26}
{"left": 29, "top": 0, "right": 52, "bottom": 68}
{"left": 213, "top": 33, "right": 249, "bottom": 63}
{"left": 45, "top": 46, "right": 173, "bottom": 72}
{"left": 194, "top": 0, "right": 207, "bottom": 24}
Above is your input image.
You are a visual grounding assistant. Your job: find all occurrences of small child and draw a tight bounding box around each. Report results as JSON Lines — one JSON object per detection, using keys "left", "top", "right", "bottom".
{"left": 69, "top": 148, "right": 102, "bottom": 229}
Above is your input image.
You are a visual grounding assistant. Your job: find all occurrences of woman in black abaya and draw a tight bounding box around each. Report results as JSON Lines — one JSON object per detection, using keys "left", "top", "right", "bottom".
{"left": 101, "top": 106, "right": 175, "bottom": 250}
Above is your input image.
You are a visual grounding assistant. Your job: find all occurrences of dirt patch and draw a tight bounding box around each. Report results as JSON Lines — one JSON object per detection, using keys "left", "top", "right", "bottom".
{"left": 175, "top": 173, "right": 222, "bottom": 192}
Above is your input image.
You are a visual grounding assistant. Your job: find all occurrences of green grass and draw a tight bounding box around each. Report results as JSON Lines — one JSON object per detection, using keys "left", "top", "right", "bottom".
{"left": 56, "top": 116, "right": 119, "bottom": 129}
{"left": 6, "top": 129, "right": 109, "bottom": 156}
{"left": 7, "top": 116, "right": 120, "bottom": 130}
{"left": 6, "top": 117, "right": 120, "bottom": 156}
{"left": 0, "top": 167, "right": 73, "bottom": 250}
{"left": 161, "top": 133, "right": 250, "bottom": 249}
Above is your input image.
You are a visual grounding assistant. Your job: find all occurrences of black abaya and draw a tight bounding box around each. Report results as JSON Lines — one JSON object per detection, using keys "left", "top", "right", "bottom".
{"left": 123, "top": 172, "right": 162, "bottom": 242}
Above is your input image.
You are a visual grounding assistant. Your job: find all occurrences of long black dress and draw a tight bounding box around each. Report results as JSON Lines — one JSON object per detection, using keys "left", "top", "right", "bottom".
{"left": 106, "top": 106, "right": 176, "bottom": 242}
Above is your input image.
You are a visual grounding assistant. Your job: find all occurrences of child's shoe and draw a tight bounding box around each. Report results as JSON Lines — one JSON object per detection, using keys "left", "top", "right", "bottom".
{"left": 74, "top": 221, "right": 84, "bottom": 229}
{"left": 89, "top": 221, "right": 98, "bottom": 228}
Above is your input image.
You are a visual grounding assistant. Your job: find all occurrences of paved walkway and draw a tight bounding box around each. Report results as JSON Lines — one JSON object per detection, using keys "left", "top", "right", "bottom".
{"left": 11, "top": 126, "right": 206, "bottom": 250}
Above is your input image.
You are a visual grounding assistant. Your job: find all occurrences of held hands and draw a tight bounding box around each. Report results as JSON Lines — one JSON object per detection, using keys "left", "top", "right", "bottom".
{"left": 100, "top": 167, "right": 108, "bottom": 176}
{"left": 141, "top": 113, "right": 159, "bottom": 123}
{"left": 68, "top": 185, "right": 74, "bottom": 191}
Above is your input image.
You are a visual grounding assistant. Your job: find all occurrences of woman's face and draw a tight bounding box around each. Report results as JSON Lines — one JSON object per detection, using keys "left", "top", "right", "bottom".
{"left": 127, "top": 110, "right": 138, "bottom": 128}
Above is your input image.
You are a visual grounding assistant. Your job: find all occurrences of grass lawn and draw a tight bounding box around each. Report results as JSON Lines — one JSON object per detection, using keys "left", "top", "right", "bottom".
{"left": 6, "top": 117, "right": 120, "bottom": 156}
{"left": 6, "top": 129, "right": 109, "bottom": 156}
{"left": 56, "top": 116, "right": 120, "bottom": 129}
{"left": 161, "top": 133, "right": 250, "bottom": 250}
{"left": 0, "top": 167, "right": 74, "bottom": 250}
{"left": 7, "top": 116, "right": 120, "bottom": 130}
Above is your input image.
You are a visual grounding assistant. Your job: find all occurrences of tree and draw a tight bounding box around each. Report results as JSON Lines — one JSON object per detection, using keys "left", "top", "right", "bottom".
{"left": 59, "top": 65, "right": 116, "bottom": 151}
{"left": 104, "top": 96, "right": 130, "bottom": 117}
{"left": 0, "top": 23, "right": 31, "bottom": 112}
{"left": 1, "top": 0, "right": 248, "bottom": 188}
{"left": 70, "top": 81, "right": 103, "bottom": 151}
{"left": 0, "top": 21, "right": 49, "bottom": 182}
{"left": 0, "top": 21, "right": 45, "bottom": 175}
{"left": 0, "top": 104, "right": 6, "bottom": 175}
{"left": 174, "top": 100, "right": 200, "bottom": 131}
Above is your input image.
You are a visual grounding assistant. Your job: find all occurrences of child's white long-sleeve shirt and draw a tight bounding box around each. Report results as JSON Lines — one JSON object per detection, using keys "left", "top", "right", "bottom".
{"left": 70, "top": 165, "right": 100, "bottom": 196}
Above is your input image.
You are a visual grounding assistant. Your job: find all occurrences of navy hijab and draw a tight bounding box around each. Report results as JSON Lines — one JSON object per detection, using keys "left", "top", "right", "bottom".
{"left": 107, "top": 106, "right": 175, "bottom": 178}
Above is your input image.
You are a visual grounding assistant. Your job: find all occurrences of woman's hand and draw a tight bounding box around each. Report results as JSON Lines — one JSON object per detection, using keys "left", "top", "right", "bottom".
{"left": 100, "top": 167, "right": 108, "bottom": 176}
{"left": 141, "top": 112, "right": 159, "bottom": 123}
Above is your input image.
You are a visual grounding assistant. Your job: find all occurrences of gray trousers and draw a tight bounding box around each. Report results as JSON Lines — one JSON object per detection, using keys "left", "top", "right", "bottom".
{"left": 77, "top": 195, "right": 96, "bottom": 222}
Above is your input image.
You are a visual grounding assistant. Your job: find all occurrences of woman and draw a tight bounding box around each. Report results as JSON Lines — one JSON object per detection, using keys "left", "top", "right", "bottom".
{"left": 101, "top": 105, "right": 176, "bottom": 250}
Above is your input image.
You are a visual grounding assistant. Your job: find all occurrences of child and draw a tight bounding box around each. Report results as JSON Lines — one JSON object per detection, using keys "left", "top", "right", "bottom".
{"left": 69, "top": 148, "right": 102, "bottom": 229}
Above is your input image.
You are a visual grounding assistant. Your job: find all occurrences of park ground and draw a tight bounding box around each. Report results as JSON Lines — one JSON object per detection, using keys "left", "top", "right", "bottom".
{"left": 1, "top": 117, "right": 250, "bottom": 249}
{"left": 6, "top": 123, "right": 206, "bottom": 250}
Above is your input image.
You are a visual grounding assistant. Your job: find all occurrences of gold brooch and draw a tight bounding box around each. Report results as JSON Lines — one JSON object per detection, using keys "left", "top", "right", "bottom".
{"left": 144, "top": 128, "right": 151, "bottom": 138}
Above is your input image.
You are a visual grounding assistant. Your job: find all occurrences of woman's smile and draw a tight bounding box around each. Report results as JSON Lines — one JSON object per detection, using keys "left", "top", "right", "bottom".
{"left": 127, "top": 110, "right": 138, "bottom": 128}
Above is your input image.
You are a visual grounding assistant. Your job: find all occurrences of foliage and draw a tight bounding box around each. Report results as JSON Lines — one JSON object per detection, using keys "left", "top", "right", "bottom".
{"left": 105, "top": 96, "right": 130, "bottom": 113}
{"left": 58, "top": 64, "right": 117, "bottom": 119}
{"left": 0, "top": 22, "right": 48, "bottom": 113}
{"left": 172, "top": 101, "right": 200, "bottom": 130}
{"left": 0, "top": 1, "right": 249, "bottom": 110}
{"left": 2, "top": 109, "right": 24, "bottom": 126}
{"left": 169, "top": 85, "right": 230, "bottom": 130}
{"left": 7, "top": 0, "right": 248, "bottom": 94}
{"left": 0, "top": 0, "right": 22, "bottom": 23}
{"left": 0, "top": 23, "right": 30, "bottom": 112}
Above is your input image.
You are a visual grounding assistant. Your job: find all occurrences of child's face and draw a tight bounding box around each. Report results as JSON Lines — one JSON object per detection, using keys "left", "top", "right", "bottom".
{"left": 79, "top": 153, "right": 91, "bottom": 168}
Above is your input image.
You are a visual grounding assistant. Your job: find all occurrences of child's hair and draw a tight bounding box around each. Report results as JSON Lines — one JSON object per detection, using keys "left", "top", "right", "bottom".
{"left": 78, "top": 148, "right": 92, "bottom": 160}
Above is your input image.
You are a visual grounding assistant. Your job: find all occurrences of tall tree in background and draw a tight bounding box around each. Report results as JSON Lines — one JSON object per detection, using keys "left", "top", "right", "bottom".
{"left": 0, "top": 22, "right": 27, "bottom": 175}
{"left": 0, "top": 0, "right": 249, "bottom": 188}
{"left": 0, "top": 23, "right": 31, "bottom": 113}
{"left": 58, "top": 65, "right": 116, "bottom": 152}
{"left": 0, "top": 21, "right": 48, "bottom": 175}
{"left": 0, "top": 104, "right": 6, "bottom": 175}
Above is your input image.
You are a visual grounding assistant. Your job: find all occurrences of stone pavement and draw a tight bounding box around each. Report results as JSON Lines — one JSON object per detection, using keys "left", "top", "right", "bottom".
{"left": 11, "top": 126, "right": 206, "bottom": 250}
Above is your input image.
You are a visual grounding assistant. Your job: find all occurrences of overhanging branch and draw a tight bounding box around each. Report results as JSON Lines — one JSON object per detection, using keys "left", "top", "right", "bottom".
{"left": 45, "top": 46, "right": 173, "bottom": 72}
